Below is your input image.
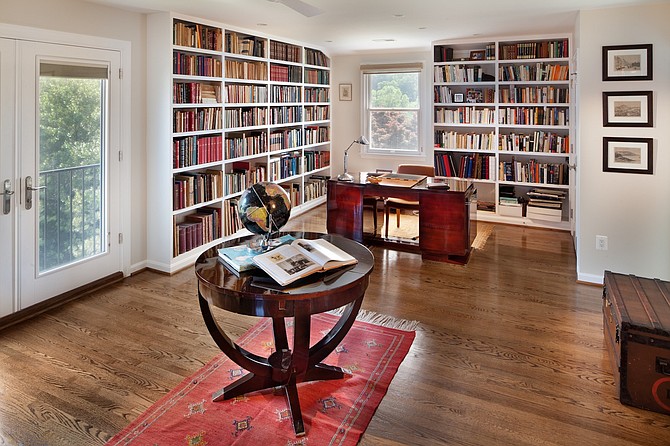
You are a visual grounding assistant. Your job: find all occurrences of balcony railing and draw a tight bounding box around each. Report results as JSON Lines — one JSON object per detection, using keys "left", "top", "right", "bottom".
{"left": 38, "top": 163, "right": 104, "bottom": 272}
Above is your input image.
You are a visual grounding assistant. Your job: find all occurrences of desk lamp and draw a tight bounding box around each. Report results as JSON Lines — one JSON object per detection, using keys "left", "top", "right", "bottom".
{"left": 337, "top": 135, "right": 369, "bottom": 181}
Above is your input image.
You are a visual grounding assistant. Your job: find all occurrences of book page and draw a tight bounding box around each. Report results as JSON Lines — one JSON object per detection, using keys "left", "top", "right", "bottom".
{"left": 292, "top": 238, "right": 357, "bottom": 270}
{"left": 253, "top": 244, "right": 322, "bottom": 286}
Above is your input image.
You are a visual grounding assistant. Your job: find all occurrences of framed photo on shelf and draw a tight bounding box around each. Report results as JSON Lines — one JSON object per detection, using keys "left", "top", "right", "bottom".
{"left": 602, "top": 44, "right": 653, "bottom": 81}
{"left": 339, "top": 83, "right": 352, "bottom": 101}
{"left": 602, "top": 136, "right": 653, "bottom": 174}
{"left": 453, "top": 93, "right": 464, "bottom": 103}
{"left": 602, "top": 91, "right": 653, "bottom": 127}
{"left": 466, "top": 88, "right": 483, "bottom": 103}
{"left": 470, "top": 50, "right": 485, "bottom": 61}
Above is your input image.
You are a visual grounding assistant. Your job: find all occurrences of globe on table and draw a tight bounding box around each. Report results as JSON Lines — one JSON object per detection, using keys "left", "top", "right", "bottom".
{"left": 238, "top": 182, "right": 292, "bottom": 248}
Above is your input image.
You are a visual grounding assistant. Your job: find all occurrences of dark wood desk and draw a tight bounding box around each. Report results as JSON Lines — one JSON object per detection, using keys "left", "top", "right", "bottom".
{"left": 327, "top": 174, "right": 476, "bottom": 264}
{"left": 195, "top": 232, "right": 374, "bottom": 436}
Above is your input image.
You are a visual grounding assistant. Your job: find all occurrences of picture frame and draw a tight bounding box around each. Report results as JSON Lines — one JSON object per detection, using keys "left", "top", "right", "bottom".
{"left": 453, "top": 93, "right": 464, "bottom": 103}
{"left": 339, "top": 83, "right": 352, "bottom": 101}
{"left": 602, "top": 44, "right": 653, "bottom": 81}
{"left": 466, "top": 88, "right": 483, "bottom": 103}
{"left": 602, "top": 136, "right": 653, "bottom": 174}
{"left": 602, "top": 91, "right": 653, "bottom": 127}
{"left": 470, "top": 50, "right": 485, "bottom": 61}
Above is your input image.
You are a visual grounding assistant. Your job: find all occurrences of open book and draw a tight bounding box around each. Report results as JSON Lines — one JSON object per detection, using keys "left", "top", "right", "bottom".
{"left": 252, "top": 238, "right": 358, "bottom": 286}
{"left": 218, "top": 234, "right": 295, "bottom": 273}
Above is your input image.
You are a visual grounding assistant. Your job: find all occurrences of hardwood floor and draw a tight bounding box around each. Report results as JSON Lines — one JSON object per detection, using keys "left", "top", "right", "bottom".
{"left": 1, "top": 205, "right": 668, "bottom": 445}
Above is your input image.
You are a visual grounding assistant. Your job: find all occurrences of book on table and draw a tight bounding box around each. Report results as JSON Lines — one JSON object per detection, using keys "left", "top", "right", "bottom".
{"left": 253, "top": 238, "right": 358, "bottom": 286}
{"left": 218, "top": 234, "right": 295, "bottom": 272}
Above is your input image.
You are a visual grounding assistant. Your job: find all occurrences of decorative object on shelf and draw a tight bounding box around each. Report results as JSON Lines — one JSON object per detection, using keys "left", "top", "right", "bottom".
{"left": 453, "top": 93, "right": 464, "bottom": 103}
{"left": 337, "top": 136, "right": 369, "bottom": 181}
{"left": 339, "top": 83, "right": 352, "bottom": 101}
{"left": 603, "top": 91, "right": 653, "bottom": 127}
{"left": 238, "top": 182, "right": 292, "bottom": 250}
{"left": 602, "top": 136, "right": 653, "bottom": 174}
{"left": 470, "top": 50, "right": 485, "bottom": 60}
{"left": 602, "top": 44, "right": 653, "bottom": 81}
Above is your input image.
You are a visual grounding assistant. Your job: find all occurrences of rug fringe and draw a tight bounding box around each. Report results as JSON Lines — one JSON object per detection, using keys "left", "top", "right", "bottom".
{"left": 328, "top": 308, "right": 419, "bottom": 331}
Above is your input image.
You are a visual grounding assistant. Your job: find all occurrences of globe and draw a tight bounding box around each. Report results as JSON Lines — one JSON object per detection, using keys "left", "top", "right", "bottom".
{"left": 238, "top": 182, "right": 292, "bottom": 236}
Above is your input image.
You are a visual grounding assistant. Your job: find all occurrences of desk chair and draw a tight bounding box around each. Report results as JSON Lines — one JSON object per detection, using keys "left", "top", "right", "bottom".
{"left": 384, "top": 164, "right": 435, "bottom": 239}
{"left": 363, "top": 169, "right": 392, "bottom": 235}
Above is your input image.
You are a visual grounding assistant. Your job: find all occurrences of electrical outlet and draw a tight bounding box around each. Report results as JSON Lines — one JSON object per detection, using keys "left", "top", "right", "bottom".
{"left": 596, "top": 235, "right": 608, "bottom": 251}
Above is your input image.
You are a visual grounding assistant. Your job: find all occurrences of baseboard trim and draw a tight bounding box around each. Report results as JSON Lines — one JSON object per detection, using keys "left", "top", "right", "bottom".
{"left": 0, "top": 272, "right": 124, "bottom": 332}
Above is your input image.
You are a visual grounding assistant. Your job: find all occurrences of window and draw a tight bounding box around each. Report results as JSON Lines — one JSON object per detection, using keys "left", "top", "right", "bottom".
{"left": 362, "top": 63, "right": 422, "bottom": 155}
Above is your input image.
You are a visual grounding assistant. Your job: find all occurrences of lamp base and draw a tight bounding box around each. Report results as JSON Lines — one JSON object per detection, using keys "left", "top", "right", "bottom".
{"left": 337, "top": 172, "right": 354, "bottom": 182}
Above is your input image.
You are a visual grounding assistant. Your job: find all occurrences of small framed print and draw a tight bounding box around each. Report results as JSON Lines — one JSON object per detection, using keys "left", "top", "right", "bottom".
{"left": 470, "top": 50, "right": 485, "bottom": 61}
{"left": 466, "top": 88, "right": 483, "bottom": 103}
{"left": 603, "top": 91, "right": 653, "bottom": 127}
{"left": 339, "top": 83, "right": 352, "bottom": 101}
{"left": 602, "top": 44, "right": 653, "bottom": 81}
{"left": 453, "top": 93, "right": 464, "bottom": 103}
{"left": 603, "top": 136, "right": 653, "bottom": 174}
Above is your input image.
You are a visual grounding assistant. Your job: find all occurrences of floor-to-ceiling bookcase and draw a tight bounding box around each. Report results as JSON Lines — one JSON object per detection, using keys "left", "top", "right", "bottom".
{"left": 148, "top": 13, "right": 331, "bottom": 273}
{"left": 432, "top": 35, "right": 573, "bottom": 230}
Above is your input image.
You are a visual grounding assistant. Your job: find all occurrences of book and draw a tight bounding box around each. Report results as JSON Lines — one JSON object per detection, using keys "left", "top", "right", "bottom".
{"left": 218, "top": 234, "right": 295, "bottom": 272}
{"left": 252, "top": 238, "right": 358, "bottom": 286}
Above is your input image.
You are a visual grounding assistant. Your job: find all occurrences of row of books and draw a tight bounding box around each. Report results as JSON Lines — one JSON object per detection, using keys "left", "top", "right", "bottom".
{"left": 225, "top": 84, "right": 268, "bottom": 104}
{"left": 224, "top": 132, "right": 267, "bottom": 159}
{"left": 270, "top": 105, "right": 302, "bottom": 125}
{"left": 173, "top": 52, "right": 222, "bottom": 77}
{"left": 434, "top": 65, "right": 495, "bottom": 83}
{"left": 304, "top": 68, "right": 329, "bottom": 85}
{"left": 499, "top": 85, "right": 569, "bottom": 104}
{"left": 305, "top": 176, "right": 328, "bottom": 201}
{"left": 526, "top": 188, "right": 566, "bottom": 222}
{"left": 499, "top": 159, "right": 569, "bottom": 185}
{"left": 224, "top": 164, "right": 266, "bottom": 195}
{"left": 305, "top": 48, "right": 330, "bottom": 67}
{"left": 435, "top": 106, "right": 495, "bottom": 125}
{"left": 269, "top": 128, "right": 302, "bottom": 151}
{"left": 434, "top": 152, "right": 496, "bottom": 180}
{"left": 224, "top": 59, "right": 268, "bottom": 81}
{"left": 499, "top": 106, "right": 569, "bottom": 126}
{"left": 173, "top": 108, "right": 222, "bottom": 133}
{"left": 269, "top": 152, "right": 303, "bottom": 181}
{"left": 433, "top": 86, "right": 496, "bottom": 104}
{"left": 499, "top": 63, "right": 569, "bottom": 82}
{"left": 270, "top": 85, "right": 301, "bottom": 103}
{"left": 434, "top": 130, "right": 496, "bottom": 151}
{"left": 304, "top": 126, "right": 330, "bottom": 145}
{"left": 304, "top": 87, "right": 329, "bottom": 103}
{"left": 499, "top": 131, "right": 570, "bottom": 154}
{"left": 173, "top": 82, "right": 220, "bottom": 104}
{"left": 225, "top": 32, "right": 265, "bottom": 57}
{"left": 173, "top": 21, "right": 222, "bottom": 51}
{"left": 174, "top": 207, "right": 222, "bottom": 256}
{"left": 304, "top": 150, "right": 330, "bottom": 172}
{"left": 269, "top": 40, "right": 302, "bottom": 63}
{"left": 173, "top": 170, "right": 223, "bottom": 210}
{"left": 173, "top": 135, "right": 223, "bottom": 169}
{"left": 222, "top": 199, "right": 243, "bottom": 237}
{"left": 225, "top": 106, "right": 267, "bottom": 128}
{"left": 270, "top": 64, "right": 302, "bottom": 83}
{"left": 282, "top": 183, "right": 302, "bottom": 207}
{"left": 499, "top": 40, "right": 569, "bottom": 60}
{"left": 304, "top": 105, "right": 329, "bottom": 121}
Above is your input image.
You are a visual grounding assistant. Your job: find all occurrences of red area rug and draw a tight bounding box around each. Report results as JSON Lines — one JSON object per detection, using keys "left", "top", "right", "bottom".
{"left": 107, "top": 312, "right": 415, "bottom": 445}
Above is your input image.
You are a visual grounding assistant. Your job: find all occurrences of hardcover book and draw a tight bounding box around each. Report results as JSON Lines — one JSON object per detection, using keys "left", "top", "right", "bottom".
{"left": 218, "top": 234, "right": 295, "bottom": 272}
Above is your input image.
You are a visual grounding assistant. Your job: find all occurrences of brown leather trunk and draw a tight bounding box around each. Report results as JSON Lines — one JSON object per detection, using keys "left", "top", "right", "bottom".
{"left": 602, "top": 271, "right": 670, "bottom": 415}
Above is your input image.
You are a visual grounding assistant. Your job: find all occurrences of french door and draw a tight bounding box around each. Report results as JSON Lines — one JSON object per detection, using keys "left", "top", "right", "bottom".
{"left": 0, "top": 37, "right": 123, "bottom": 316}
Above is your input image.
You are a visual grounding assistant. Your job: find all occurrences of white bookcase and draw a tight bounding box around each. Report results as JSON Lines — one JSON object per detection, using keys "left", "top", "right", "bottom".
{"left": 432, "top": 35, "right": 574, "bottom": 230}
{"left": 147, "top": 13, "right": 331, "bottom": 273}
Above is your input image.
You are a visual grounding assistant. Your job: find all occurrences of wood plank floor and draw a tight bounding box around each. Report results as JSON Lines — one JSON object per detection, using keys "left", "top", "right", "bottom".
{"left": 1, "top": 206, "right": 669, "bottom": 445}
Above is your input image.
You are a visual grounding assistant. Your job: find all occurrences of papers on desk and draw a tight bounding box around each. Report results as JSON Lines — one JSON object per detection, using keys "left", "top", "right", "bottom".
{"left": 376, "top": 172, "right": 427, "bottom": 188}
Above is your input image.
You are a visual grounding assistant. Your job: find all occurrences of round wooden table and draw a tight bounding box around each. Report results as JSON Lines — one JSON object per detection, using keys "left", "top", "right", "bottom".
{"left": 195, "top": 232, "right": 374, "bottom": 436}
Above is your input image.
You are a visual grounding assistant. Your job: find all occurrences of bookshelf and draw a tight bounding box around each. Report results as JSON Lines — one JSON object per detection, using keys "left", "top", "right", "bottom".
{"left": 432, "top": 35, "right": 573, "bottom": 230}
{"left": 148, "top": 13, "right": 331, "bottom": 273}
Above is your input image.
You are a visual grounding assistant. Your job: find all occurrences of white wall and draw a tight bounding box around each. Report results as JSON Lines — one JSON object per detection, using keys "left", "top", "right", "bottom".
{"left": 0, "top": 0, "right": 148, "bottom": 271}
{"left": 576, "top": 3, "right": 670, "bottom": 283}
{"left": 331, "top": 51, "right": 433, "bottom": 175}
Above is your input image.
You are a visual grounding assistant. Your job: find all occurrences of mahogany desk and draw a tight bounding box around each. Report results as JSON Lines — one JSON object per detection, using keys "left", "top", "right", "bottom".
{"left": 195, "top": 232, "right": 374, "bottom": 436}
{"left": 327, "top": 174, "right": 476, "bottom": 264}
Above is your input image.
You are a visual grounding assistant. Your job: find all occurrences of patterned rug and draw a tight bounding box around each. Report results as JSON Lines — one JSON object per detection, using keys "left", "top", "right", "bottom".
{"left": 106, "top": 312, "right": 416, "bottom": 445}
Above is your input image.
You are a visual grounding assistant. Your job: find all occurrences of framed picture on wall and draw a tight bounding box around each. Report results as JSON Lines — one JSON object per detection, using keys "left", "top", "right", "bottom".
{"left": 602, "top": 44, "right": 653, "bottom": 81}
{"left": 602, "top": 136, "right": 653, "bottom": 174}
{"left": 602, "top": 91, "right": 653, "bottom": 127}
{"left": 339, "top": 83, "right": 352, "bottom": 101}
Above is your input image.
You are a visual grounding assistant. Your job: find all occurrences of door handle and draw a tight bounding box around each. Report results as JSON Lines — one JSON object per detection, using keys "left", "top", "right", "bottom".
{"left": 25, "top": 176, "right": 46, "bottom": 210}
{"left": 1, "top": 179, "right": 14, "bottom": 215}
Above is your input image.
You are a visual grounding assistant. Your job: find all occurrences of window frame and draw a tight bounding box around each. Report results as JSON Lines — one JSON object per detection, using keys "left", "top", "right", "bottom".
{"left": 361, "top": 63, "right": 424, "bottom": 157}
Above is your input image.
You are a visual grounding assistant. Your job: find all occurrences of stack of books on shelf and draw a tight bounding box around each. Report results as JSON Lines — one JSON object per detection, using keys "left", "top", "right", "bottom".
{"left": 498, "top": 185, "right": 522, "bottom": 217}
{"left": 526, "top": 188, "right": 565, "bottom": 222}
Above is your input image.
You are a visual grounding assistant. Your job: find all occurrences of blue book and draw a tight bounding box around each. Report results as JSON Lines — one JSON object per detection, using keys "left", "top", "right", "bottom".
{"left": 218, "top": 234, "right": 295, "bottom": 273}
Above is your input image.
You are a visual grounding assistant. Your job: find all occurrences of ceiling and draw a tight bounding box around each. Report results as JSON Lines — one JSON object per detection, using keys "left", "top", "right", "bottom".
{"left": 84, "top": 0, "right": 662, "bottom": 55}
